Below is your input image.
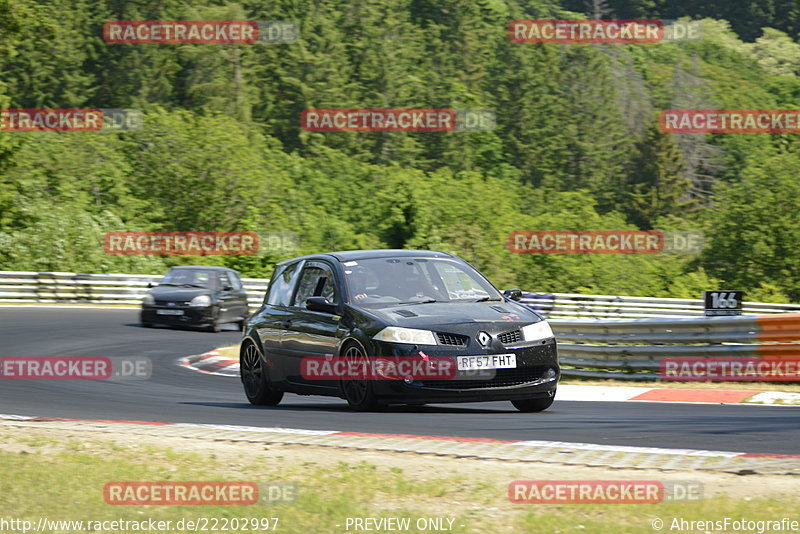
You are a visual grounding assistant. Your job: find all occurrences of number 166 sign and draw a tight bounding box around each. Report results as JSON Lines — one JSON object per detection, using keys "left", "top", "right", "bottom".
{"left": 703, "top": 291, "right": 743, "bottom": 316}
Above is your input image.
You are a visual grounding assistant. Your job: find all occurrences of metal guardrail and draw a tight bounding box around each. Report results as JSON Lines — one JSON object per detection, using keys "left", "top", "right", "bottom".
{"left": 552, "top": 314, "right": 800, "bottom": 380}
{"left": 0, "top": 271, "right": 270, "bottom": 307}
{"left": 521, "top": 292, "right": 800, "bottom": 318}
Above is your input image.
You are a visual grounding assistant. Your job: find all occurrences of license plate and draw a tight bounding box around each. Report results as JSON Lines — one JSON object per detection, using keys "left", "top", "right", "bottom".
{"left": 156, "top": 309, "right": 184, "bottom": 316}
{"left": 456, "top": 354, "right": 517, "bottom": 371}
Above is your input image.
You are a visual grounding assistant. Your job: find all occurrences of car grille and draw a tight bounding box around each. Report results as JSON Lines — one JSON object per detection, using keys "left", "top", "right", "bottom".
{"left": 421, "top": 366, "right": 547, "bottom": 389}
{"left": 155, "top": 299, "right": 190, "bottom": 306}
{"left": 498, "top": 329, "right": 522, "bottom": 345}
{"left": 436, "top": 332, "right": 469, "bottom": 347}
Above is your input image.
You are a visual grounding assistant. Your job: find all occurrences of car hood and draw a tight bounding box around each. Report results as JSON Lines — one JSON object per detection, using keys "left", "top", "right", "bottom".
{"left": 148, "top": 286, "right": 210, "bottom": 301}
{"left": 364, "top": 301, "right": 543, "bottom": 330}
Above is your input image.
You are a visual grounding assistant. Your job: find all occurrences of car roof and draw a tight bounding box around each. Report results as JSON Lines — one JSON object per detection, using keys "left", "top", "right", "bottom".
{"left": 276, "top": 249, "right": 454, "bottom": 266}
{"left": 168, "top": 265, "right": 237, "bottom": 272}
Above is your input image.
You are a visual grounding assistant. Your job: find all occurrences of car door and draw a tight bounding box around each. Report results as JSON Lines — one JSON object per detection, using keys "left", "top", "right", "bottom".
{"left": 217, "top": 271, "right": 239, "bottom": 323}
{"left": 249, "top": 260, "right": 304, "bottom": 382}
{"left": 227, "top": 270, "right": 249, "bottom": 319}
{"left": 281, "top": 260, "right": 342, "bottom": 391}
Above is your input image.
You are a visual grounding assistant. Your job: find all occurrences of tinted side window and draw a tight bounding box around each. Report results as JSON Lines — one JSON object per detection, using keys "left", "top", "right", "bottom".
{"left": 266, "top": 262, "right": 301, "bottom": 306}
{"left": 293, "top": 263, "right": 338, "bottom": 308}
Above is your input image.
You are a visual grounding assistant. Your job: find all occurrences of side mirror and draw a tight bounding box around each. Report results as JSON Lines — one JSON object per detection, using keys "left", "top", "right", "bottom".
{"left": 147, "top": 282, "right": 154, "bottom": 289}
{"left": 222, "top": 285, "right": 233, "bottom": 291}
{"left": 503, "top": 288, "right": 523, "bottom": 301}
{"left": 306, "top": 296, "right": 337, "bottom": 314}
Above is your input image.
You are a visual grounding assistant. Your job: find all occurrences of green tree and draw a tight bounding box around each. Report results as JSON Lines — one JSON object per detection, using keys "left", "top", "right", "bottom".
{"left": 744, "top": 28, "right": 800, "bottom": 76}
{"left": 625, "top": 122, "right": 692, "bottom": 229}
{"left": 124, "top": 109, "right": 290, "bottom": 232}
{"left": 702, "top": 152, "right": 800, "bottom": 300}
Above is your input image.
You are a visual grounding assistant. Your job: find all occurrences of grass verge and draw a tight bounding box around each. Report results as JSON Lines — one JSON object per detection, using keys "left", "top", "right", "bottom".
{"left": 0, "top": 428, "right": 797, "bottom": 534}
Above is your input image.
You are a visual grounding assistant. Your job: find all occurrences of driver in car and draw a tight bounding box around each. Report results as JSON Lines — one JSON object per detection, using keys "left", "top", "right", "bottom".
{"left": 345, "top": 266, "right": 371, "bottom": 301}
{"left": 348, "top": 262, "right": 440, "bottom": 303}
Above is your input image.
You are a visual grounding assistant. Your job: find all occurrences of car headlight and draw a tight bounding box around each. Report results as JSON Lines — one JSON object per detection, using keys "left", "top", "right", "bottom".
{"left": 521, "top": 321, "right": 554, "bottom": 342}
{"left": 142, "top": 294, "right": 154, "bottom": 306}
{"left": 373, "top": 327, "right": 438, "bottom": 345}
{"left": 189, "top": 295, "right": 211, "bottom": 307}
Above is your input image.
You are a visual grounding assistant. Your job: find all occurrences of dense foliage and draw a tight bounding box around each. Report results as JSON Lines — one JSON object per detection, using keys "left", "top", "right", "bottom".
{"left": 1, "top": 0, "right": 798, "bottom": 301}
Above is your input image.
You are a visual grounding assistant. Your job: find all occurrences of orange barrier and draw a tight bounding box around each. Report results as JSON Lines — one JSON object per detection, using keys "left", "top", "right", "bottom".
{"left": 558, "top": 314, "right": 800, "bottom": 379}
{"left": 756, "top": 313, "right": 800, "bottom": 342}
{"left": 755, "top": 343, "right": 800, "bottom": 357}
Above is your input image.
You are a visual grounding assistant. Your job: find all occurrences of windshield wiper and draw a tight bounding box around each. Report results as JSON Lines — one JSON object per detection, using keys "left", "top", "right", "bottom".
{"left": 474, "top": 296, "right": 503, "bottom": 302}
{"left": 399, "top": 298, "right": 437, "bottom": 304}
{"left": 179, "top": 283, "right": 206, "bottom": 288}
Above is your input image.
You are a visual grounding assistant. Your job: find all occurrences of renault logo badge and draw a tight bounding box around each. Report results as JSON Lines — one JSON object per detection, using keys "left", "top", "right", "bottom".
{"left": 477, "top": 331, "right": 492, "bottom": 347}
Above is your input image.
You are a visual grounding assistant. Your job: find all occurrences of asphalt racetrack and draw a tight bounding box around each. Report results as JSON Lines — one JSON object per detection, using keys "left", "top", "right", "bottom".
{"left": 1, "top": 308, "right": 798, "bottom": 454}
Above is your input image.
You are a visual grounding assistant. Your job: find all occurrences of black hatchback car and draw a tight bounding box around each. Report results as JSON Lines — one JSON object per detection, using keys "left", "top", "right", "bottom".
{"left": 240, "top": 250, "right": 559, "bottom": 411}
{"left": 140, "top": 266, "right": 249, "bottom": 332}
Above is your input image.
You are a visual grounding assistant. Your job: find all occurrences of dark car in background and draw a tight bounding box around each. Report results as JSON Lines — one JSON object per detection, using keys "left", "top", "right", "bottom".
{"left": 141, "top": 266, "right": 249, "bottom": 332}
{"left": 240, "top": 250, "right": 559, "bottom": 411}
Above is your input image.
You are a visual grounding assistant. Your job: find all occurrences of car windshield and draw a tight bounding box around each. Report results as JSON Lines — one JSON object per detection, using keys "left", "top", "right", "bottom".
{"left": 159, "top": 269, "right": 214, "bottom": 289}
{"left": 343, "top": 257, "right": 502, "bottom": 306}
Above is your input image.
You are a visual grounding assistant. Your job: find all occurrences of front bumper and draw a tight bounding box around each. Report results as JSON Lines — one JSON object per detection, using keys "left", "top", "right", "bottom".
{"left": 141, "top": 306, "right": 216, "bottom": 327}
{"left": 367, "top": 338, "right": 559, "bottom": 403}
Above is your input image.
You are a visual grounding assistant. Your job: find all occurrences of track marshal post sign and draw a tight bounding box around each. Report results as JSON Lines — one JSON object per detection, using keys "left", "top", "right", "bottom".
{"left": 703, "top": 291, "right": 743, "bottom": 316}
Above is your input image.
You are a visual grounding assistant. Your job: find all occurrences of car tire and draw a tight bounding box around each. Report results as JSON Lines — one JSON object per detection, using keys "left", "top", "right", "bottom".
{"left": 240, "top": 341, "right": 283, "bottom": 406}
{"left": 207, "top": 311, "right": 221, "bottom": 333}
{"left": 339, "top": 341, "right": 383, "bottom": 412}
{"left": 511, "top": 392, "right": 555, "bottom": 412}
